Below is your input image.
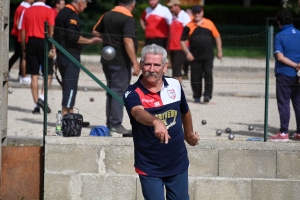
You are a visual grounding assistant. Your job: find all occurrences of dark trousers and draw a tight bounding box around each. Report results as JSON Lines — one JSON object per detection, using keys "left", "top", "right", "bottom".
{"left": 139, "top": 169, "right": 189, "bottom": 200}
{"left": 145, "top": 38, "right": 168, "bottom": 50}
{"left": 103, "top": 65, "right": 131, "bottom": 129}
{"left": 183, "top": 60, "right": 189, "bottom": 76}
{"left": 57, "top": 53, "right": 80, "bottom": 108}
{"left": 190, "top": 59, "right": 213, "bottom": 99}
{"left": 9, "top": 35, "right": 22, "bottom": 75}
{"left": 276, "top": 74, "right": 300, "bottom": 133}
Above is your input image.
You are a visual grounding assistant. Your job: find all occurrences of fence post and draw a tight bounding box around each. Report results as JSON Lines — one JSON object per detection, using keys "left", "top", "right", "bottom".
{"left": 264, "top": 26, "right": 271, "bottom": 142}
{"left": 41, "top": 21, "right": 49, "bottom": 199}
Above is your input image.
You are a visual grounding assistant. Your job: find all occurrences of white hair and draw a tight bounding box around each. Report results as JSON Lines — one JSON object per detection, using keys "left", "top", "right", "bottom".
{"left": 140, "top": 44, "right": 168, "bottom": 64}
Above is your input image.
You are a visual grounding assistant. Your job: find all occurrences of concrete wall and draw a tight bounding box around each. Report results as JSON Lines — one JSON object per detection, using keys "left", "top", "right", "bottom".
{"left": 44, "top": 137, "right": 300, "bottom": 200}
{"left": 0, "top": 0, "right": 10, "bottom": 198}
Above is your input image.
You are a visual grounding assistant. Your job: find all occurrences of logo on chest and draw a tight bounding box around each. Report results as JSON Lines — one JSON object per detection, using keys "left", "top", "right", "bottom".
{"left": 167, "top": 89, "right": 176, "bottom": 100}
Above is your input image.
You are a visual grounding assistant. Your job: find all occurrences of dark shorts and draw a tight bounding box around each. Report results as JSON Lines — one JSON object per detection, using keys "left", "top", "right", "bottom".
{"left": 170, "top": 50, "right": 186, "bottom": 77}
{"left": 26, "top": 37, "right": 53, "bottom": 76}
{"left": 57, "top": 53, "right": 80, "bottom": 108}
{"left": 139, "top": 169, "right": 189, "bottom": 200}
{"left": 145, "top": 37, "right": 168, "bottom": 49}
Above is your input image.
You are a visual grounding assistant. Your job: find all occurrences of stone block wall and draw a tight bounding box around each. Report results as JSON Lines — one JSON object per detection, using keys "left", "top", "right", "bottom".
{"left": 44, "top": 137, "right": 300, "bottom": 200}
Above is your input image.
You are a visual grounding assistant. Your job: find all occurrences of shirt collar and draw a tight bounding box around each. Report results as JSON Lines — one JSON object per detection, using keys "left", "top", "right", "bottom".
{"left": 21, "top": 1, "right": 31, "bottom": 8}
{"left": 32, "top": 2, "right": 46, "bottom": 6}
{"left": 281, "top": 24, "right": 293, "bottom": 30}
{"left": 137, "top": 75, "right": 169, "bottom": 94}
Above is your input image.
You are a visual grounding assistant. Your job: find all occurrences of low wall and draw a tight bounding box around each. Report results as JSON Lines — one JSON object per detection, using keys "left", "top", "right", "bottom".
{"left": 44, "top": 137, "right": 300, "bottom": 200}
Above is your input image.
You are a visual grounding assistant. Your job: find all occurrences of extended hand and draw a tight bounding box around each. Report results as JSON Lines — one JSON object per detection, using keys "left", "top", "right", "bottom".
{"left": 153, "top": 119, "right": 171, "bottom": 144}
{"left": 90, "top": 37, "right": 102, "bottom": 44}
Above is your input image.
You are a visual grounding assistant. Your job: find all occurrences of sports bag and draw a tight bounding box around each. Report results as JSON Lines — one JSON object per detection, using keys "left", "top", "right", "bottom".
{"left": 62, "top": 113, "right": 83, "bottom": 137}
{"left": 90, "top": 126, "right": 111, "bottom": 136}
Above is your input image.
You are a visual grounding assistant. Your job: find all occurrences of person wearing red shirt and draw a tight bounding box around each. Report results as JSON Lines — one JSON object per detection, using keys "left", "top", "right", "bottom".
{"left": 140, "top": 0, "right": 172, "bottom": 49}
{"left": 20, "top": 0, "right": 55, "bottom": 114}
{"left": 9, "top": 0, "right": 34, "bottom": 83}
{"left": 167, "top": 0, "right": 191, "bottom": 83}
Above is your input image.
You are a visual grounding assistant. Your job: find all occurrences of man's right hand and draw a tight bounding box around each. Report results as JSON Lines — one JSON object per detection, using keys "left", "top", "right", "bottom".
{"left": 132, "top": 62, "right": 140, "bottom": 76}
{"left": 186, "top": 52, "right": 194, "bottom": 61}
{"left": 153, "top": 119, "right": 171, "bottom": 144}
{"left": 90, "top": 37, "right": 102, "bottom": 44}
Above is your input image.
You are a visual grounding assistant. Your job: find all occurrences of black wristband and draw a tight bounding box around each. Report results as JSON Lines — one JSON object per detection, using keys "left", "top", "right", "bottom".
{"left": 23, "top": 49, "right": 26, "bottom": 52}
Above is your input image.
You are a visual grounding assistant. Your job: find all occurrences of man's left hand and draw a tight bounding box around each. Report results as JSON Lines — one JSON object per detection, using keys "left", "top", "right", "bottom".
{"left": 185, "top": 132, "right": 200, "bottom": 146}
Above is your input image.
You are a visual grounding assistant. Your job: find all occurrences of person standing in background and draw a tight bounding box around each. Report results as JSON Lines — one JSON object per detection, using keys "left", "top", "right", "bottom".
{"left": 140, "top": 0, "right": 172, "bottom": 49}
{"left": 92, "top": 0, "right": 140, "bottom": 136}
{"left": 182, "top": 7, "right": 193, "bottom": 80}
{"left": 167, "top": 0, "right": 191, "bottom": 84}
{"left": 9, "top": 0, "right": 34, "bottom": 84}
{"left": 20, "top": 0, "right": 55, "bottom": 114}
{"left": 181, "top": 5, "right": 222, "bottom": 103}
{"left": 52, "top": 0, "right": 65, "bottom": 18}
{"left": 54, "top": 0, "right": 101, "bottom": 127}
{"left": 269, "top": 9, "right": 300, "bottom": 142}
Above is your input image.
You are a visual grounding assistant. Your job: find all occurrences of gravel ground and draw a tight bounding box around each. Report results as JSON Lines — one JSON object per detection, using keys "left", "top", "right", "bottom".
{"left": 6, "top": 56, "right": 297, "bottom": 145}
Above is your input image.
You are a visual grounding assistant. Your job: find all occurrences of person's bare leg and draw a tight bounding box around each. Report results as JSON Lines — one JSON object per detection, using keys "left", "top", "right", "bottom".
{"left": 62, "top": 106, "right": 73, "bottom": 115}
{"left": 31, "top": 75, "right": 39, "bottom": 103}
{"left": 21, "top": 57, "right": 31, "bottom": 78}
{"left": 21, "top": 57, "right": 26, "bottom": 77}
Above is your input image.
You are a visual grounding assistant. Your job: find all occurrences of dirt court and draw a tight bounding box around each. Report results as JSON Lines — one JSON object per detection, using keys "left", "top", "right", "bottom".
{"left": 6, "top": 56, "right": 298, "bottom": 145}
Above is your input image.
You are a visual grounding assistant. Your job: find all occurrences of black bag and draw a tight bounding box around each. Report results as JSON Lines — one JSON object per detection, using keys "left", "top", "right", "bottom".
{"left": 62, "top": 113, "right": 83, "bottom": 137}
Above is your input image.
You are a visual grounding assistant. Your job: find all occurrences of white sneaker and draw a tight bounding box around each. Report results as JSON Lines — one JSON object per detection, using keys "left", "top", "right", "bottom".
{"left": 19, "top": 77, "right": 31, "bottom": 84}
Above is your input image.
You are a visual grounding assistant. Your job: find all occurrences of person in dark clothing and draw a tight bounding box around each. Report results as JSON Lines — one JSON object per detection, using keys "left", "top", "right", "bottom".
{"left": 92, "top": 0, "right": 140, "bottom": 136}
{"left": 269, "top": 9, "right": 300, "bottom": 142}
{"left": 181, "top": 5, "right": 222, "bottom": 103}
{"left": 124, "top": 44, "right": 199, "bottom": 199}
{"left": 54, "top": 0, "right": 101, "bottom": 126}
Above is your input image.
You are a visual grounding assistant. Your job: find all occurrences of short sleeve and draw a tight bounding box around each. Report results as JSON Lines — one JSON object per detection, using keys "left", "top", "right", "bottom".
{"left": 19, "top": 10, "right": 26, "bottom": 30}
{"left": 179, "top": 86, "right": 189, "bottom": 114}
{"left": 141, "top": 10, "right": 146, "bottom": 21}
{"left": 123, "top": 17, "right": 136, "bottom": 38}
{"left": 181, "top": 26, "right": 190, "bottom": 41}
{"left": 165, "top": 8, "right": 173, "bottom": 25}
{"left": 66, "top": 14, "right": 81, "bottom": 42}
{"left": 274, "top": 34, "right": 283, "bottom": 55}
{"left": 123, "top": 89, "right": 142, "bottom": 114}
{"left": 48, "top": 8, "right": 55, "bottom": 26}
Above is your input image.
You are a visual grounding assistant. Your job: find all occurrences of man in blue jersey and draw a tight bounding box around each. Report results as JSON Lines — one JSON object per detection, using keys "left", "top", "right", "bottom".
{"left": 123, "top": 44, "right": 199, "bottom": 199}
{"left": 269, "top": 9, "right": 300, "bottom": 142}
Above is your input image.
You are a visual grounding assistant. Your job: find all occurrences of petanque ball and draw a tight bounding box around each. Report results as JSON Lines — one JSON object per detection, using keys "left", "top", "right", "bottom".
{"left": 248, "top": 125, "right": 254, "bottom": 131}
{"left": 228, "top": 134, "right": 235, "bottom": 140}
{"left": 216, "top": 129, "right": 222, "bottom": 136}
{"left": 84, "top": 87, "right": 88, "bottom": 91}
{"left": 8, "top": 88, "right": 13, "bottom": 94}
{"left": 90, "top": 97, "right": 94, "bottom": 102}
{"left": 225, "top": 127, "right": 231, "bottom": 133}
{"left": 102, "top": 46, "right": 116, "bottom": 60}
{"left": 202, "top": 120, "right": 207, "bottom": 125}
